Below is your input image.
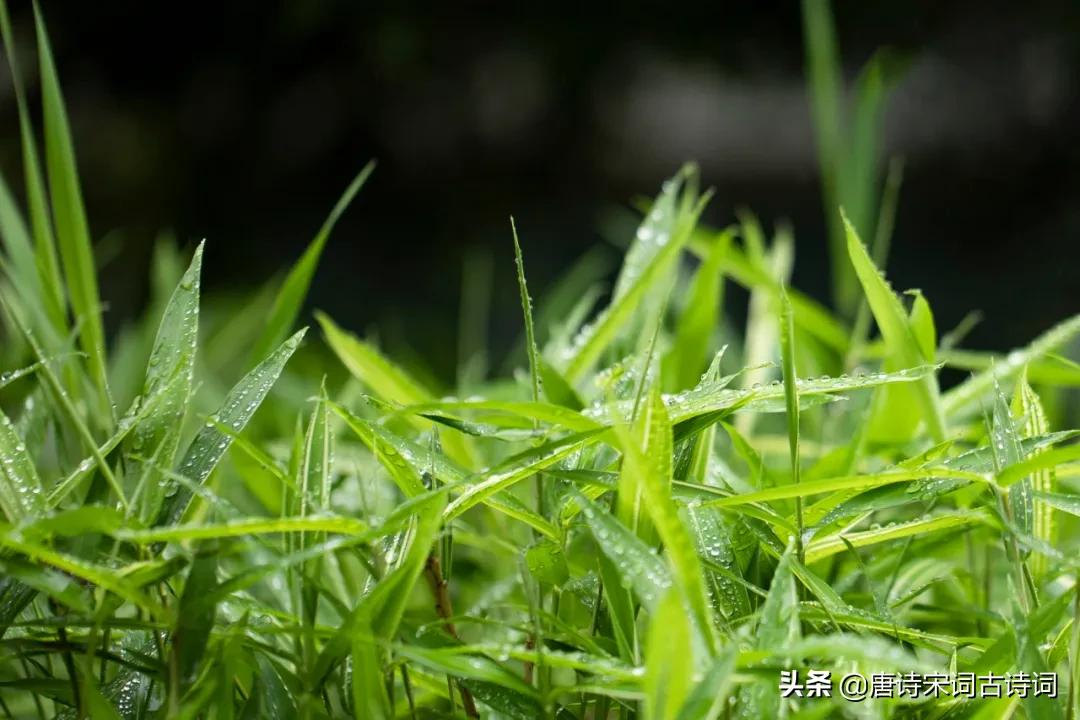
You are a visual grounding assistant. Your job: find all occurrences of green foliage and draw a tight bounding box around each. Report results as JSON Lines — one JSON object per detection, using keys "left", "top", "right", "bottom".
{"left": 0, "top": 4, "right": 1079, "bottom": 720}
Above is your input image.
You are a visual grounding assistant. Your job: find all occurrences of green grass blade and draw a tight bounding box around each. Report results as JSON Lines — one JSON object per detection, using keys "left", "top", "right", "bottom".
{"left": 844, "top": 214, "right": 946, "bottom": 442}
{"left": 0, "top": 174, "right": 57, "bottom": 347}
{"left": 778, "top": 285, "right": 804, "bottom": 561}
{"left": 80, "top": 676, "right": 123, "bottom": 720}
{"left": 1030, "top": 491, "right": 1080, "bottom": 519}
{"left": 560, "top": 176, "right": 709, "bottom": 383}
{"left": 34, "top": 5, "right": 110, "bottom": 409}
{"left": 511, "top": 217, "right": 541, "bottom": 404}
{"left": 331, "top": 402, "right": 431, "bottom": 497}
{"left": 574, "top": 490, "right": 672, "bottom": 613}
{"left": 406, "top": 398, "right": 601, "bottom": 433}
{"left": 319, "top": 311, "right": 476, "bottom": 468}
{"left": 0, "top": 408, "right": 44, "bottom": 525}
{"left": 801, "top": 0, "right": 849, "bottom": 313}
{"left": 300, "top": 384, "right": 333, "bottom": 516}
{"left": 116, "top": 515, "right": 368, "bottom": 544}
{"left": 644, "top": 589, "right": 693, "bottom": 720}
{"left": 993, "top": 379, "right": 1032, "bottom": 544}
{"left": 804, "top": 510, "right": 987, "bottom": 563}
{"left": 157, "top": 328, "right": 307, "bottom": 526}
{"left": 46, "top": 368, "right": 187, "bottom": 507}
{"left": 704, "top": 467, "right": 985, "bottom": 509}
{"left": 621, "top": 390, "right": 717, "bottom": 655}
{"left": 685, "top": 505, "right": 752, "bottom": 622}
{"left": 1, "top": 296, "right": 128, "bottom": 509}
{"left": 698, "top": 236, "right": 849, "bottom": 352}
{"left": 759, "top": 547, "right": 799, "bottom": 647}
{"left": 940, "top": 349, "right": 1080, "bottom": 387}
{"left": 318, "top": 312, "right": 430, "bottom": 405}
{"left": 313, "top": 492, "right": 445, "bottom": 682}
{"left": 351, "top": 618, "right": 392, "bottom": 720}
{"left": 997, "top": 445, "right": 1080, "bottom": 489}
{"left": 943, "top": 314, "right": 1080, "bottom": 420}
{"left": 907, "top": 289, "right": 936, "bottom": 360}
{"left": 736, "top": 217, "right": 791, "bottom": 423}
{"left": 843, "top": 52, "right": 892, "bottom": 244}
{"left": 444, "top": 428, "right": 605, "bottom": 520}
{"left": 663, "top": 230, "right": 728, "bottom": 391}
{"left": 250, "top": 161, "right": 374, "bottom": 364}
{"left": 596, "top": 549, "right": 639, "bottom": 662}
{"left": 653, "top": 363, "right": 937, "bottom": 429}
{"left": 0, "top": 528, "right": 163, "bottom": 617}
{"left": 170, "top": 546, "right": 219, "bottom": 700}
{"left": 674, "top": 646, "right": 737, "bottom": 720}
{"left": 742, "top": 546, "right": 798, "bottom": 714}
{"left": 127, "top": 242, "right": 202, "bottom": 523}
{"left": 0, "top": 0, "right": 65, "bottom": 334}
{"left": 298, "top": 384, "right": 332, "bottom": 669}
{"left": 612, "top": 165, "right": 693, "bottom": 304}
{"left": 0, "top": 556, "right": 92, "bottom": 613}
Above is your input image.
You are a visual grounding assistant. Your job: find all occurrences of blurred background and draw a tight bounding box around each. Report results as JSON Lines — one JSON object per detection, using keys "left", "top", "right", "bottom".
{"left": 0, "top": 1, "right": 1078, "bottom": 381}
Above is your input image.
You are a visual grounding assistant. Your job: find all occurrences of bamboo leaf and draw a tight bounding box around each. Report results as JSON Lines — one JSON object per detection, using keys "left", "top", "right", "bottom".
{"left": 157, "top": 329, "right": 306, "bottom": 527}
{"left": 313, "top": 492, "right": 445, "bottom": 682}
{"left": 844, "top": 214, "right": 945, "bottom": 442}
{"left": 575, "top": 489, "right": 673, "bottom": 613}
{"left": 251, "top": 161, "right": 374, "bottom": 364}
{"left": 644, "top": 589, "right": 693, "bottom": 720}
{"left": 0, "top": 407, "right": 43, "bottom": 523}
{"left": 804, "top": 511, "right": 987, "bottom": 563}
{"left": 34, "top": 5, "right": 110, "bottom": 407}
{"left": 444, "top": 429, "right": 605, "bottom": 521}
{"left": 0, "top": 0, "right": 65, "bottom": 335}
{"left": 664, "top": 231, "right": 728, "bottom": 391}
{"left": 560, "top": 171, "right": 709, "bottom": 383}
{"left": 674, "top": 646, "right": 737, "bottom": 720}
{"left": 944, "top": 314, "right": 1080, "bottom": 419}
{"left": 622, "top": 389, "right": 717, "bottom": 655}
{"left": 171, "top": 545, "right": 219, "bottom": 692}
{"left": 126, "top": 242, "right": 203, "bottom": 523}
{"left": 511, "top": 217, "right": 541, "bottom": 404}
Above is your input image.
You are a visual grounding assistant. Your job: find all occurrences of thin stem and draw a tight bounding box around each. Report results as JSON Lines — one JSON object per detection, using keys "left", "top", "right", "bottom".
{"left": 423, "top": 553, "right": 478, "bottom": 717}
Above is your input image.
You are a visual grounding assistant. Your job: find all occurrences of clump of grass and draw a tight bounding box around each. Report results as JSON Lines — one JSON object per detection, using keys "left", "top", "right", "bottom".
{"left": 2, "top": 3, "right": 1080, "bottom": 720}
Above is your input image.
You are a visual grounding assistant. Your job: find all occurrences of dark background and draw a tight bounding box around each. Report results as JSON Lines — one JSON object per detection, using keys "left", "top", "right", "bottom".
{"left": 1, "top": 1, "right": 1078, "bottom": 380}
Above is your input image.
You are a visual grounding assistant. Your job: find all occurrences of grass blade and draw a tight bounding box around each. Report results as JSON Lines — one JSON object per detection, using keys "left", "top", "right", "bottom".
{"left": 170, "top": 546, "right": 219, "bottom": 704}
{"left": 313, "top": 492, "right": 445, "bottom": 682}
{"left": 778, "top": 285, "right": 804, "bottom": 561}
{"left": 620, "top": 389, "right": 717, "bottom": 655}
{"left": 560, "top": 172, "right": 709, "bottom": 383}
{"left": 801, "top": 0, "right": 849, "bottom": 313}
{"left": 34, "top": 5, "right": 110, "bottom": 410}
{"left": 0, "top": 408, "right": 44, "bottom": 523}
{"left": 126, "top": 242, "right": 203, "bottom": 523}
{"left": 319, "top": 311, "right": 476, "bottom": 467}
{"left": 250, "top": 161, "right": 374, "bottom": 364}
{"left": 575, "top": 490, "right": 672, "bottom": 614}
{"left": 444, "top": 429, "right": 605, "bottom": 520}
{"left": 644, "top": 589, "right": 692, "bottom": 720}
{"left": 944, "top": 314, "right": 1080, "bottom": 419}
{"left": 511, "top": 217, "right": 540, "bottom": 404}
{"left": 0, "top": 0, "right": 66, "bottom": 335}
{"left": 674, "top": 646, "right": 737, "bottom": 720}
{"left": 844, "top": 214, "right": 946, "bottom": 442}
{"left": 157, "top": 328, "right": 307, "bottom": 526}
{"left": 804, "top": 511, "right": 987, "bottom": 563}
{"left": 663, "top": 230, "right": 728, "bottom": 392}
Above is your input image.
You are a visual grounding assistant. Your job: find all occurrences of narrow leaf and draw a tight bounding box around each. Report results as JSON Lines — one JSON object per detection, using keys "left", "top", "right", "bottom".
{"left": 251, "top": 161, "right": 374, "bottom": 363}
{"left": 157, "top": 328, "right": 306, "bottom": 526}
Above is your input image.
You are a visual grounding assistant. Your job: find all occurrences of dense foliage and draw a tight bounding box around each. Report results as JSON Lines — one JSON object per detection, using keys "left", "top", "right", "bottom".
{"left": 1, "top": 2, "right": 1079, "bottom": 719}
